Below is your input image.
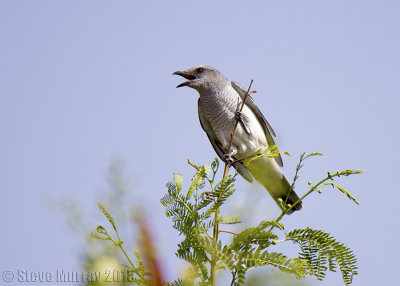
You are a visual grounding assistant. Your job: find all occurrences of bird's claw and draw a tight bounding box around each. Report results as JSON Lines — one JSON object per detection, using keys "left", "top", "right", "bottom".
{"left": 235, "top": 110, "right": 244, "bottom": 121}
{"left": 236, "top": 110, "right": 251, "bottom": 135}
{"left": 224, "top": 154, "right": 234, "bottom": 164}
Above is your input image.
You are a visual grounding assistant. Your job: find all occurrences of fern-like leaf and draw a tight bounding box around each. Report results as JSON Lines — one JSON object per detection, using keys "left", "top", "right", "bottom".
{"left": 322, "top": 182, "right": 359, "bottom": 205}
{"left": 97, "top": 202, "right": 117, "bottom": 232}
{"left": 287, "top": 228, "right": 358, "bottom": 285}
{"left": 244, "top": 250, "right": 307, "bottom": 278}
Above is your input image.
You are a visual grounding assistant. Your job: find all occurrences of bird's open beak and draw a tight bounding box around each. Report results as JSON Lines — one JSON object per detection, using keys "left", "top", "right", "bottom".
{"left": 173, "top": 71, "right": 196, "bottom": 88}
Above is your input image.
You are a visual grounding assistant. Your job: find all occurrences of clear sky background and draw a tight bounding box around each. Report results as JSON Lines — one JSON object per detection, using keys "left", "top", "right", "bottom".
{"left": 1, "top": 0, "right": 399, "bottom": 285}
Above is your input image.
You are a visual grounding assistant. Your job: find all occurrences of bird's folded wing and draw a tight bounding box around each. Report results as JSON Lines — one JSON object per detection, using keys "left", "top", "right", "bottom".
{"left": 198, "top": 100, "right": 254, "bottom": 182}
{"left": 231, "top": 81, "right": 284, "bottom": 167}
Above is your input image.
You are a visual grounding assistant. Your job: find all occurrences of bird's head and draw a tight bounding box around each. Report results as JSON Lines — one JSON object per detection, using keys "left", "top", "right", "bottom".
{"left": 173, "top": 65, "right": 228, "bottom": 92}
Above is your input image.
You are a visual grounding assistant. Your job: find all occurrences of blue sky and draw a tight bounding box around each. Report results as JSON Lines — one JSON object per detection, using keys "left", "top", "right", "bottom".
{"left": 1, "top": 0, "right": 399, "bottom": 285}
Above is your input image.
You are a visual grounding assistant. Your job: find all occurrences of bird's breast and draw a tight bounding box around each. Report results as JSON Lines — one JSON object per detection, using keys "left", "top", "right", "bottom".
{"left": 199, "top": 86, "right": 268, "bottom": 156}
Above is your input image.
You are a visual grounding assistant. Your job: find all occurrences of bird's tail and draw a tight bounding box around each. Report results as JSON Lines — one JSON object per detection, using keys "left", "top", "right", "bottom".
{"left": 246, "top": 157, "right": 302, "bottom": 214}
{"left": 277, "top": 176, "right": 302, "bottom": 214}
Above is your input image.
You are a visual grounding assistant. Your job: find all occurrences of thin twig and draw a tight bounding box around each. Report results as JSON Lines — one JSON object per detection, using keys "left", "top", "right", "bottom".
{"left": 283, "top": 152, "right": 305, "bottom": 207}
{"left": 268, "top": 170, "right": 353, "bottom": 233}
{"left": 219, "top": 229, "right": 238, "bottom": 236}
{"left": 223, "top": 80, "right": 254, "bottom": 176}
{"left": 228, "top": 149, "right": 267, "bottom": 168}
{"left": 210, "top": 79, "right": 254, "bottom": 286}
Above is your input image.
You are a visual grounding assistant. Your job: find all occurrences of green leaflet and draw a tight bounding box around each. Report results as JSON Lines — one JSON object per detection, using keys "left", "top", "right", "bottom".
{"left": 186, "top": 165, "right": 207, "bottom": 200}
{"left": 244, "top": 145, "right": 291, "bottom": 166}
{"left": 287, "top": 228, "right": 358, "bottom": 285}
{"left": 92, "top": 204, "right": 150, "bottom": 285}
{"left": 243, "top": 250, "right": 307, "bottom": 278}
{"left": 216, "top": 215, "right": 241, "bottom": 225}
{"left": 160, "top": 157, "right": 361, "bottom": 285}
{"left": 174, "top": 173, "right": 183, "bottom": 193}
{"left": 97, "top": 202, "right": 117, "bottom": 232}
{"left": 322, "top": 182, "right": 360, "bottom": 204}
{"left": 92, "top": 152, "right": 361, "bottom": 286}
{"left": 305, "top": 152, "right": 323, "bottom": 159}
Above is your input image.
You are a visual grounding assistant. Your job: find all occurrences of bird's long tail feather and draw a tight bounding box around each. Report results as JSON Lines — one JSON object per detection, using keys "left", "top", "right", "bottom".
{"left": 245, "top": 156, "right": 302, "bottom": 214}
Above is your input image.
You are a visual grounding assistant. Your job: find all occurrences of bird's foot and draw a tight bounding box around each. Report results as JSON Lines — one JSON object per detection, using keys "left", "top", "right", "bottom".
{"left": 235, "top": 110, "right": 244, "bottom": 121}
{"left": 235, "top": 110, "right": 251, "bottom": 135}
{"left": 224, "top": 153, "right": 234, "bottom": 164}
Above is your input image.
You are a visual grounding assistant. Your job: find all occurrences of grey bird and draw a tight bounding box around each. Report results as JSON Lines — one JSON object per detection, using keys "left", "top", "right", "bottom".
{"left": 173, "top": 65, "right": 302, "bottom": 213}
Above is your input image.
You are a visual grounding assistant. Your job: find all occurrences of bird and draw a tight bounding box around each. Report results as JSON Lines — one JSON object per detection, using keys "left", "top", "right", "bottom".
{"left": 173, "top": 65, "right": 302, "bottom": 213}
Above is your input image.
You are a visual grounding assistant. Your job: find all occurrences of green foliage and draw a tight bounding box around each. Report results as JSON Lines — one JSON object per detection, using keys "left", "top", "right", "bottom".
{"left": 245, "top": 145, "right": 291, "bottom": 165}
{"left": 160, "top": 158, "right": 241, "bottom": 283}
{"left": 92, "top": 203, "right": 150, "bottom": 285}
{"left": 92, "top": 152, "right": 362, "bottom": 285}
{"left": 287, "top": 228, "right": 358, "bottom": 285}
{"left": 160, "top": 153, "right": 361, "bottom": 285}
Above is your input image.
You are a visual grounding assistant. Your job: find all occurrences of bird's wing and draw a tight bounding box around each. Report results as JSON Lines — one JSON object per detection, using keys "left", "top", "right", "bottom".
{"left": 198, "top": 99, "right": 254, "bottom": 182}
{"left": 231, "top": 81, "right": 284, "bottom": 167}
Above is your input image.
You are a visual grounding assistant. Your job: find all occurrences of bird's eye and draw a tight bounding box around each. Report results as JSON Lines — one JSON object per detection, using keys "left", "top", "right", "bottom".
{"left": 196, "top": 68, "right": 204, "bottom": 73}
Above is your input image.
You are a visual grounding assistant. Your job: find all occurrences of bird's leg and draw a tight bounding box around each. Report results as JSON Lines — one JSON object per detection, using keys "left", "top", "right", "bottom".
{"left": 224, "top": 147, "right": 237, "bottom": 164}
{"left": 235, "top": 100, "right": 251, "bottom": 135}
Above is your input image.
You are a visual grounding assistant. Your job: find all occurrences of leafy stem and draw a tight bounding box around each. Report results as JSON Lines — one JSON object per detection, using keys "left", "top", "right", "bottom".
{"left": 210, "top": 79, "right": 254, "bottom": 286}
{"left": 92, "top": 203, "right": 148, "bottom": 283}
{"left": 269, "top": 156, "right": 362, "bottom": 233}
{"left": 93, "top": 152, "right": 362, "bottom": 285}
{"left": 95, "top": 204, "right": 135, "bottom": 268}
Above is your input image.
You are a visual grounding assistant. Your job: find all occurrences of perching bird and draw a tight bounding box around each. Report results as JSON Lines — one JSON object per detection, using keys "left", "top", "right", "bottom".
{"left": 173, "top": 65, "right": 302, "bottom": 213}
